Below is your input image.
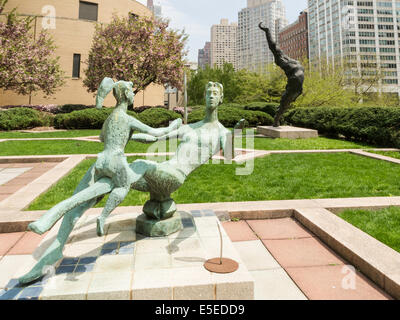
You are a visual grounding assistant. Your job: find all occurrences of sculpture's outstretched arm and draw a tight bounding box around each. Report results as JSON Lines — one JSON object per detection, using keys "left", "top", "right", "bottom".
{"left": 129, "top": 117, "right": 182, "bottom": 138}
{"left": 132, "top": 126, "right": 182, "bottom": 143}
{"left": 258, "top": 22, "right": 288, "bottom": 67}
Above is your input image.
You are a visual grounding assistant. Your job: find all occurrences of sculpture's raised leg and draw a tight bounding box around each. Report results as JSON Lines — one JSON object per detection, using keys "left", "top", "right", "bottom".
{"left": 96, "top": 186, "right": 130, "bottom": 236}
{"left": 29, "top": 177, "right": 113, "bottom": 235}
{"left": 19, "top": 165, "right": 105, "bottom": 284}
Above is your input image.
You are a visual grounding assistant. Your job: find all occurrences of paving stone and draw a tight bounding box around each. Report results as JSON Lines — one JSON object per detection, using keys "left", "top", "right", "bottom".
{"left": 262, "top": 238, "right": 347, "bottom": 268}
{"left": 8, "top": 232, "right": 48, "bottom": 255}
{"left": 251, "top": 269, "right": 307, "bottom": 300}
{"left": 213, "top": 265, "right": 254, "bottom": 300}
{"left": 132, "top": 269, "right": 173, "bottom": 300}
{"left": 40, "top": 272, "right": 93, "bottom": 300}
{"left": 286, "top": 265, "right": 391, "bottom": 300}
{"left": 233, "top": 240, "right": 281, "bottom": 271}
{"left": 0, "top": 232, "right": 25, "bottom": 255}
{"left": 172, "top": 267, "right": 214, "bottom": 300}
{"left": 105, "top": 230, "right": 136, "bottom": 243}
{"left": 87, "top": 272, "right": 132, "bottom": 300}
{"left": 135, "top": 238, "right": 170, "bottom": 255}
{"left": 0, "top": 168, "right": 32, "bottom": 185}
{"left": 0, "top": 255, "right": 34, "bottom": 289}
{"left": 247, "top": 218, "right": 314, "bottom": 240}
{"left": 63, "top": 243, "right": 102, "bottom": 258}
{"left": 222, "top": 221, "right": 258, "bottom": 242}
{"left": 93, "top": 255, "right": 134, "bottom": 274}
{"left": 134, "top": 251, "right": 171, "bottom": 270}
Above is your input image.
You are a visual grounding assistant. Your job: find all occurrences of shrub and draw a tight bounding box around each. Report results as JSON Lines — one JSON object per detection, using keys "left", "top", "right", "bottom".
{"left": 285, "top": 106, "right": 400, "bottom": 148}
{"left": 136, "top": 108, "right": 182, "bottom": 128}
{"left": 54, "top": 108, "right": 114, "bottom": 129}
{"left": 188, "top": 105, "right": 273, "bottom": 127}
{"left": 0, "top": 104, "right": 59, "bottom": 114}
{"left": 57, "top": 104, "right": 95, "bottom": 114}
{"left": 0, "top": 107, "right": 53, "bottom": 131}
{"left": 54, "top": 107, "right": 181, "bottom": 130}
{"left": 133, "top": 105, "right": 168, "bottom": 113}
{"left": 243, "top": 102, "right": 279, "bottom": 118}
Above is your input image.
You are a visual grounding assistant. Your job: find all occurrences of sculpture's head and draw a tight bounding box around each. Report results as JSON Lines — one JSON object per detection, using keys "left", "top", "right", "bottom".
{"left": 113, "top": 81, "right": 134, "bottom": 105}
{"left": 205, "top": 82, "right": 223, "bottom": 110}
{"left": 96, "top": 77, "right": 134, "bottom": 109}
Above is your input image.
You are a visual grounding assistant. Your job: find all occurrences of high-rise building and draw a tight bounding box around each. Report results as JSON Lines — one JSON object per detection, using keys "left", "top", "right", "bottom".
{"left": 210, "top": 19, "right": 238, "bottom": 69}
{"left": 238, "top": 0, "right": 288, "bottom": 72}
{"left": 198, "top": 42, "right": 211, "bottom": 69}
{"left": 279, "top": 10, "right": 309, "bottom": 61}
{"left": 308, "top": 0, "right": 400, "bottom": 97}
{"left": 147, "top": 0, "right": 162, "bottom": 19}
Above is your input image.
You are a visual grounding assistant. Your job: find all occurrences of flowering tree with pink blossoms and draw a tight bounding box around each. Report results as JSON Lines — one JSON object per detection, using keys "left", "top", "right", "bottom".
{"left": 0, "top": 0, "right": 64, "bottom": 96}
{"left": 84, "top": 14, "right": 187, "bottom": 95}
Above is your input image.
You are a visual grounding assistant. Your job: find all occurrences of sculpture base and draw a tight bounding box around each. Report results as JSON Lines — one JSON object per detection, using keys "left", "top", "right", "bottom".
{"left": 135, "top": 213, "right": 183, "bottom": 237}
{"left": 257, "top": 126, "right": 318, "bottom": 139}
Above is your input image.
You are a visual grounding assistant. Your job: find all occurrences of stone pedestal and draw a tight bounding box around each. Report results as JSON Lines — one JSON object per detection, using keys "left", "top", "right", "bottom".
{"left": 136, "top": 213, "right": 183, "bottom": 237}
{"left": 257, "top": 126, "right": 318, "bottom": 139}
{"left": 11, "top": 211, "right": 254, "bottom": 300}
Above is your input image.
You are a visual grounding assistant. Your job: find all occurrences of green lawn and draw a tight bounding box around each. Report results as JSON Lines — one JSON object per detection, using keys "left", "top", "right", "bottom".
{"left": 0, "top": 139, "right": 181, "bottom": 156}
{"left": 370, "top": 151, "right": 400, "bottom": 160}
{"left": 250, "top": 136, "right": 375, "bottom": 150}
{"left": 0, "top": 130, "right": 100, "bottom": 139}
{"left": 339, "top": 207, "right": 400, "bottom": 253}
{"left": 0, "top": 135, "right": 376, "bottom": 156}
{"left": 28, "top": 153, "right": 400, "bottom": 211}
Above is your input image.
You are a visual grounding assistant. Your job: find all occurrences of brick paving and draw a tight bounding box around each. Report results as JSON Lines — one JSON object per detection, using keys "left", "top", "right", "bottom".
{"left": 222, "top": 218, "right": 392, "bottom": 300}
{"left": 0, "top": 162, "right": 58, "bottom": 202}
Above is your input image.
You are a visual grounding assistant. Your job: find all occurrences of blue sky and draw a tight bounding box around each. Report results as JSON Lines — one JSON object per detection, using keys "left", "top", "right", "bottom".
{"left": 136, "top": 0, "right": 308, "bottom": 62}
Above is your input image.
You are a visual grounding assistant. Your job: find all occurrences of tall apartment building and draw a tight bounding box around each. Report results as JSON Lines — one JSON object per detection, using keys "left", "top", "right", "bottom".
{"left": 238, "top": 0, "right": 288, "bottom": 72}
{"left": 147, "top": 0, "right": 162, "bottom": 19}
{"left": 198, "top": 42, "right": 211, "bottom": 70}
{"left": 279, "top": 10, "right": 309, "bottom": 61}
{"left": 308, "top": 0, "right": 400, "bottom": 97}
{"left": 210, "top": 19, "right": 238, "bottom": 69}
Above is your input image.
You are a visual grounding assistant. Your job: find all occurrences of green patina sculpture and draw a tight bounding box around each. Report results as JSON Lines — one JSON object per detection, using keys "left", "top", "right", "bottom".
{"left": 19, "top": 79, "right": 233, "bottom": 284}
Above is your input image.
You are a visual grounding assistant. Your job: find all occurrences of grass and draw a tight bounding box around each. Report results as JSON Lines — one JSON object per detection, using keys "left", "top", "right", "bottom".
{"left": 0, "top": 135, "right": 376, "bottom": 156}
{"left": 250, "top": 136, "right": 375, "bottom": 150}
{"left": 28, "top": 153, "right": 400, "bottom": 211}
{"left": 369, "top": 151, "right": 400, "bottom": 160}
{"left": 0, "top": 139, "right": 180, "bottom": 156}
{"left": 0, "top": 130, "right": 100, "bottom": 139}
{"left": 338, "top": 207, "right": 400, "bottom": 253}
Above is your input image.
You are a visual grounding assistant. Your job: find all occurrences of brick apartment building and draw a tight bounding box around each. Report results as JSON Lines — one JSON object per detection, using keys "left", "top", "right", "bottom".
{"left": 279, "top": 10, "right": 309, "bottom": 62}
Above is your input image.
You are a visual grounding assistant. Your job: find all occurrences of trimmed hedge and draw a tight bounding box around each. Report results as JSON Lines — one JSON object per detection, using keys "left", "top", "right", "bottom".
{"left": 54, "top": 108, "right": 182, "bottom": 130}
{"left": 56, "top": 104, "right": 95, "bottom": 114}
{"left": 243, "top": 102, "right": 279, "bottom": 118}
{"left": 137, "top": 108, "right": 181, "bottom": 127}
{"left": 0, "top": 108, "right": 53, "bottom": 131}
{"left": 188, "top": 105, "right": 273, "bottom": 127}
{"left": 285, "top": 106, "right": 400, "bottom": 148}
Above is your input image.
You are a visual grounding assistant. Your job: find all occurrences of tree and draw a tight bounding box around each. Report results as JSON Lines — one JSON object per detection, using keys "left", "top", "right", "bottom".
{"left": 84, "top": 15, "right": 187, "bottom": 95}
{"left": 0, "top": 0, "right": 64, "bottom": 96}
{"left": 187, "top": 63, "right": 284, "bottom": 105}
{"left": 293, "top": 59, "right": 355, "bottom": 108}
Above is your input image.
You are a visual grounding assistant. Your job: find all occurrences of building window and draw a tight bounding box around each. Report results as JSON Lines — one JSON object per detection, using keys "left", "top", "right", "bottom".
{"left": 130, "top": 12, "right": 139, "bottom": 20}
{"left": 79, "top": 1, "right": 98, "bottom": 21}
{"left": 73, "top": 54, "right": 81, "bottom": 78}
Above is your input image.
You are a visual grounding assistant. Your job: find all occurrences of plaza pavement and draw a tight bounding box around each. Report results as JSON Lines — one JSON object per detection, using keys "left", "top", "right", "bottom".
{"left": 0, "top": 136, "right": 399, "bottom": 300}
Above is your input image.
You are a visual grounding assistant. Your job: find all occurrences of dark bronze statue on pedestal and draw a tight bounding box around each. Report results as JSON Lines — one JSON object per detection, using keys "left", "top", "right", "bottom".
{"left": 259, "top": 22, "right": 305, "bottom": 127}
